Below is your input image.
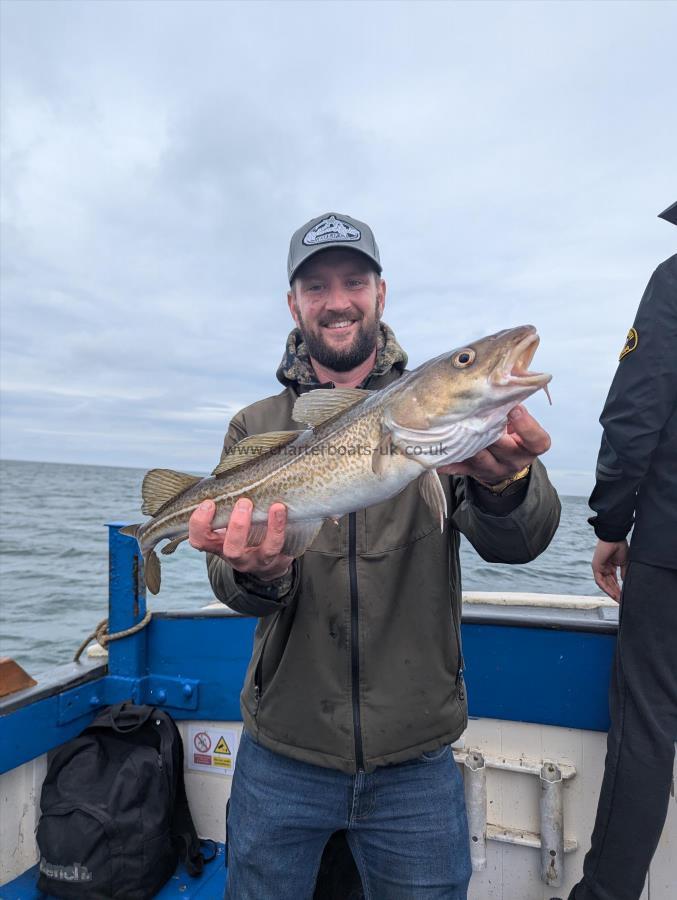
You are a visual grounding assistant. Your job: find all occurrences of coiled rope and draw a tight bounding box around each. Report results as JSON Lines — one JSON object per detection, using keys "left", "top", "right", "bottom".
{"left": 74, "top": 609, "right": 153, "bottom": 662}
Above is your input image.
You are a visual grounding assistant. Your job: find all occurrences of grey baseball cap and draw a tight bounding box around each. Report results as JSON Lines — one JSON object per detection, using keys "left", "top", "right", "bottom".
{"left": 287, "top": 212, "right": 382, "bottom": 283}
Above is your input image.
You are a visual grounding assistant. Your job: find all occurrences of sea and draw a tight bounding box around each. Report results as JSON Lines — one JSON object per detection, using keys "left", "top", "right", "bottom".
{"left": 0, "top": 458, "right": 604, "bottom": 678}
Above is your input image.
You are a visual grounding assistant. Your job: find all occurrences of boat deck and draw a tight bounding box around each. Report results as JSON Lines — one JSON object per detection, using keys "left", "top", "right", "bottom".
{"left": 0, "top": 844, "right": 227, "bottom": 899}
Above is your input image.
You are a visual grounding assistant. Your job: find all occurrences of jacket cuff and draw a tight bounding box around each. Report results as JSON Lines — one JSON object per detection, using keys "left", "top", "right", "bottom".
{"left": 233, "top": 565, "right": 295, "bottom": 601}
{"left": 207, "top": 554, "right": 300, "bottom": 616}
{"left": 467, "top": 472, "right": 530, "bottom": 516}
{"left": 587, "top": 515, "right": 633, "bottom": 543}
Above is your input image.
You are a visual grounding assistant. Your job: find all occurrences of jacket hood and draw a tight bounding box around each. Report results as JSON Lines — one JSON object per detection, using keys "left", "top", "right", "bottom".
{"left": 276, "top": 321, "right": 408, "bottom": 388}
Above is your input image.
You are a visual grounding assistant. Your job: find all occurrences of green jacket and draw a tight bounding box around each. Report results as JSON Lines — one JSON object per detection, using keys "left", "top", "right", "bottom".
{"left": 208, "top": 325, "right": 561, "bottom": 773}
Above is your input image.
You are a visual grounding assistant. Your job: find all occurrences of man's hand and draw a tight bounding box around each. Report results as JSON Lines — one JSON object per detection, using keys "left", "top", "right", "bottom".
{"left": 188, "top": 498, "right": 293, "bottom": 582}
{"left": 591, "top": 538, "right": 629, "bottom": 603}
{"left": 437, "top": 405, "right": 551, "bottom": 484}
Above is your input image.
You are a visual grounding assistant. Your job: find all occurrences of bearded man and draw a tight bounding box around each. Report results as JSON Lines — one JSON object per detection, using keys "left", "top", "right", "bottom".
{"left": 189, "top": 212, "right": 561, "bottom": 900}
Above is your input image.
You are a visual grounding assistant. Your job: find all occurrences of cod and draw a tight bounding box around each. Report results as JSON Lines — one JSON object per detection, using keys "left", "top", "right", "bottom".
{"left": 122, "top": 325, "right": 551, "bottom": 594}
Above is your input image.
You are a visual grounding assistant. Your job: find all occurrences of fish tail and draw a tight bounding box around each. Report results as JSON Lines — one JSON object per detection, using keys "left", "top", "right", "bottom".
{"left": 119, "top": 525, "right": 161, "bottom": 594}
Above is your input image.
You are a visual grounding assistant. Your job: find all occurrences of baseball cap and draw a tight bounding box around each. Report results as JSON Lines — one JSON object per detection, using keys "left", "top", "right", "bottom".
{"left": 287, "top": 212, "right": 382, "bottom": 284}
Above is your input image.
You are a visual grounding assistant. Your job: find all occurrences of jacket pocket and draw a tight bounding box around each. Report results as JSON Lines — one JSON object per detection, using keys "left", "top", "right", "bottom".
{"left": 450, "top": 594, "right": 464, "bottom": 683}
{"left": 252, "top": 598, "right": 299, "bottom": 709}
{"left": 37, "top": 802, "right": 121, "bottom": 897}
{"left": 252, "top": 627, "right": 273, "bottom": 710}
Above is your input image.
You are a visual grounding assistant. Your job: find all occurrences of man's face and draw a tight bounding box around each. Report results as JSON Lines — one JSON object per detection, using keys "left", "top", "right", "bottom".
{"left": 287, "top": 249, "right": 386, "bottom": 372}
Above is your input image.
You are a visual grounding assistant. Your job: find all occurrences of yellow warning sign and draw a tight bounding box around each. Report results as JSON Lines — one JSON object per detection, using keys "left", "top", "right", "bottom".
{"left": 214, "top": 736, "right": 231, "bottom": 755}
{"left": 213, "top": 756, "right": 232, "bottom": 768}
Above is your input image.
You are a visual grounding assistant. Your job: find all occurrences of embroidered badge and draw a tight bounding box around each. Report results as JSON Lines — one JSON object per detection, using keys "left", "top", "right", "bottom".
{"left": 619, "top": 327, "right": 638, "bottom": 361}
{"left": 303, "top": 215, "right": 361, "bottom": 246}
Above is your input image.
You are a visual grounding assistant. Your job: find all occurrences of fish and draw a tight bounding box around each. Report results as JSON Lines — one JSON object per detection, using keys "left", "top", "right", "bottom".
{"left": 121, "top": 325, "right": 551, "bottom": 594}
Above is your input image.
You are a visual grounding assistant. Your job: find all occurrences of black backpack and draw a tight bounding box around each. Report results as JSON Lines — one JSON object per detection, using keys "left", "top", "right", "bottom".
{"left": 36, "top": 702, "right": 211, "bottom": 899}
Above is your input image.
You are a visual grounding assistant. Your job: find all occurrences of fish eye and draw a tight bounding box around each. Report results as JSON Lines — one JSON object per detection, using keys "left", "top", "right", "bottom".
{"left": 452, "top": 348, "right": 476, "bottom": 368}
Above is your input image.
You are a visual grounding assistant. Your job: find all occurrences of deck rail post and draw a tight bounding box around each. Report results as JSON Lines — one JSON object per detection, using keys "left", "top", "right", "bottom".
{"left": 464, "top": 750, "right": 487, "bottom": 871}
{"left": 540, "top": 761, "right": 564, "bottom": 886}
{"left": 107, "top": 524, "right": 147, "bottom": 682}
{"left": 454, "top": 748, "right": 575, "bottom": 885}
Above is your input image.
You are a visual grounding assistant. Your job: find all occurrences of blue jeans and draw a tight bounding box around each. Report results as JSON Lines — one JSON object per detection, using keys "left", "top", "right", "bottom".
{"left": 225, "top": 731, "right": 471, "bottom": 900}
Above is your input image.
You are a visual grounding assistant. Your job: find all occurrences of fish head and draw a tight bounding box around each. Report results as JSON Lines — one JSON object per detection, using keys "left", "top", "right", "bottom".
{"left": 387, "top": 325, "right": 551, "bottom": 436}
{"left": 449, "top": 324, "right": 551, "bottom": 413}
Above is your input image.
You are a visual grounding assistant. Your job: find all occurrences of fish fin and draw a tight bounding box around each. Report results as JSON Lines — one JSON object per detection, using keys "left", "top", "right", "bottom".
{"left": 282, "top": 519, "right": 325, "bottom": 557}
{"left": 143, "top": 549, "right": 162, "bottom": 595}
{"left": 419, "top": 469, "right": 447, "bottom": 532}
{"left": 141, "top": 469, "right": 202, "bottom": 516}
{"left": 212, "top": 431, "right": 300, "bottom": 476}
{"left": 292, "top": 388, "right": 370, "bottom": 427}
{"left": 371, "top": 428, "right": 393, "bottom": 477}
{"left": 119, "top": 524, "right": 141, "bottom": 538}
{"left": 161, "top": 535, "right": 189, "bottom": 556}
{"left": 245, "top": 522, "right": 268, "bottom": 547}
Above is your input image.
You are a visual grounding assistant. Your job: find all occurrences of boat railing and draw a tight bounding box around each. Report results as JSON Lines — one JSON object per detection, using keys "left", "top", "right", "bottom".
{"left": 0, "top": 524, "right": 618, "bottom": 777}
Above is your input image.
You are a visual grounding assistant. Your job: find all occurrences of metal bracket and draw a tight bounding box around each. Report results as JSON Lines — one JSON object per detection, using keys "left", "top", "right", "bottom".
{"left": 455, "top": 748, "right": 577, "bottom": 888}
{"left": 57, "top": 676, "right": 137, "bottom": 725}
{"left": 487, "top": 823, "right": 577, "bottom": 853}
{"left": 455, "top": 748, "right": 576, "bottom": 780}
{"left": 137, "top": 675, "right": 199, "bottom": 710}
{"left": 56, "top": 674, "right": 199, "bottom": 724}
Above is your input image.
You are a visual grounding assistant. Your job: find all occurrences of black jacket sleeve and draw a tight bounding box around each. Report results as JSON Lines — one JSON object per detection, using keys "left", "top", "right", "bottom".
{"left": 588, "top": 256, "right": 677, "bottom": 542}
{"left": 207, "top": 412, "right": 301, "bottom": 616}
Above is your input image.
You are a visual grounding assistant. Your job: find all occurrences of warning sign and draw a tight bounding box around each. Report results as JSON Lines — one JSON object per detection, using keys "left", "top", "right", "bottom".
{"left": 193, "top": 732, "right": 211, "bottom": 753}
{"left": 187, "top": 726, "right": 239, "bottom": 776}
{"left": 214, "top": 736, "right": 231, "bottom": 755}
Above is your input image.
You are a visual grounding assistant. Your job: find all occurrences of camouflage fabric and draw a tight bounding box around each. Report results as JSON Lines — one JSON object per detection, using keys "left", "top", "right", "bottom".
{"left": 276, "top": 322, "right": 408, "bottom": 388}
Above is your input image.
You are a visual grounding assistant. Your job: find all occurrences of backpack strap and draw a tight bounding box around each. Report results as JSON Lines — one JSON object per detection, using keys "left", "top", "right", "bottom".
{"left": 86, "top": 701, "right": 156, "bottom": 734}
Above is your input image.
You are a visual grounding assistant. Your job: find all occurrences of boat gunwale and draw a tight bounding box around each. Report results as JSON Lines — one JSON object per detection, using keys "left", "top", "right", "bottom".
{"left": 151, "top": 602, "right": 619, "bottom": 634}
{"left": 0, "top": 660, "right": 105, "bottom": 716}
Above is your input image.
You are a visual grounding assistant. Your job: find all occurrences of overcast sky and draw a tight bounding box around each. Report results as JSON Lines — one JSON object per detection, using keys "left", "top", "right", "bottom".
{"left": 1, "top": 0, "right": 675, "bottom": 495}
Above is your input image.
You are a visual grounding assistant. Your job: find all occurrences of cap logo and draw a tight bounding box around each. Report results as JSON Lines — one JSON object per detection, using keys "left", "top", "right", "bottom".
{"left": 303, "top": 215, "right": 361, "bottom": 247}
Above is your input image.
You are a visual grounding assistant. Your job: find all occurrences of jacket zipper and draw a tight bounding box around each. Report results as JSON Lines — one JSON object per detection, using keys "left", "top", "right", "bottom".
{"left": 253, "top": 627, "right": 274, "bottom": 708}
{"left": 348, "top": 512, "right": 364, "bottom": 770}
{"left": 450, "top": 596, "right": 465, "bottom": 700}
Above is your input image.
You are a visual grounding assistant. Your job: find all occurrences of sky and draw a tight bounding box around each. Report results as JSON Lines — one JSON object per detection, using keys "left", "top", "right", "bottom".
{"left": 1, "top": 0, "right": 675, "bottom": 496}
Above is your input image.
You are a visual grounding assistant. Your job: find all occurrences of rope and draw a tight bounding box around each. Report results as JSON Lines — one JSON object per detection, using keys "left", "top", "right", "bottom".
{"left": 74, "top": 609, "right": 153, "bottom": 662}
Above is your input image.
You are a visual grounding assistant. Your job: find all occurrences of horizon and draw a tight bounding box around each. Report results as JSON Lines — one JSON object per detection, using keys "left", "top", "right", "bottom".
{"left": 0, "top": 456, "right": 594, "bottom": 499}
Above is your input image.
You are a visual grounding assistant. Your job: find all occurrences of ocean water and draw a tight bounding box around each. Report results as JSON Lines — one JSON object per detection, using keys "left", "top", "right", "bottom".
{"left": 0, "top": 459, "right": 603, "bottom": 678}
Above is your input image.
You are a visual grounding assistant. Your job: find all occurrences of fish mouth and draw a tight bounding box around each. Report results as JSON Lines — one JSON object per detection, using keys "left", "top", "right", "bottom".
{"left": 492, "top": 327, "right": 552, "bottom": 390}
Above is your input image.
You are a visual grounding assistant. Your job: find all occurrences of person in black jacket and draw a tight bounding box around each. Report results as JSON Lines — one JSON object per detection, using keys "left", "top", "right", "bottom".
{"left": 569, "top": 202, "right": 677, "bottom": 900}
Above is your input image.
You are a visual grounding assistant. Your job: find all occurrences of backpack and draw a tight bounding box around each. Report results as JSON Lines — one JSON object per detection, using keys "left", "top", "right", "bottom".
{"left": 36, "top": 702, "right": 210, "bottom": 899}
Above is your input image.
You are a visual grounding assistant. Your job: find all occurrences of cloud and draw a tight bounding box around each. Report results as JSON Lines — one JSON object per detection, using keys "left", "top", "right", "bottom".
{"left": 1, "top": 0, "right": 676, "bottom": 491}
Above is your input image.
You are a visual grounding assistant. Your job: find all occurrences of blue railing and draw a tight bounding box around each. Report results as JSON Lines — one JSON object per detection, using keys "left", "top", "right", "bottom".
{"left": 0, "top": 526, "right": 617, "bottom": 775}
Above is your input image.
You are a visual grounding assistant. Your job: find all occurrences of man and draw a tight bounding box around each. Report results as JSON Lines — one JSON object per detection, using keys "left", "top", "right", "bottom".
{"left": 569, "top": 203, "right": 677, "bottom": 900}
{"left": 189, "top": 212, "right": 561, "bottom": 899}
